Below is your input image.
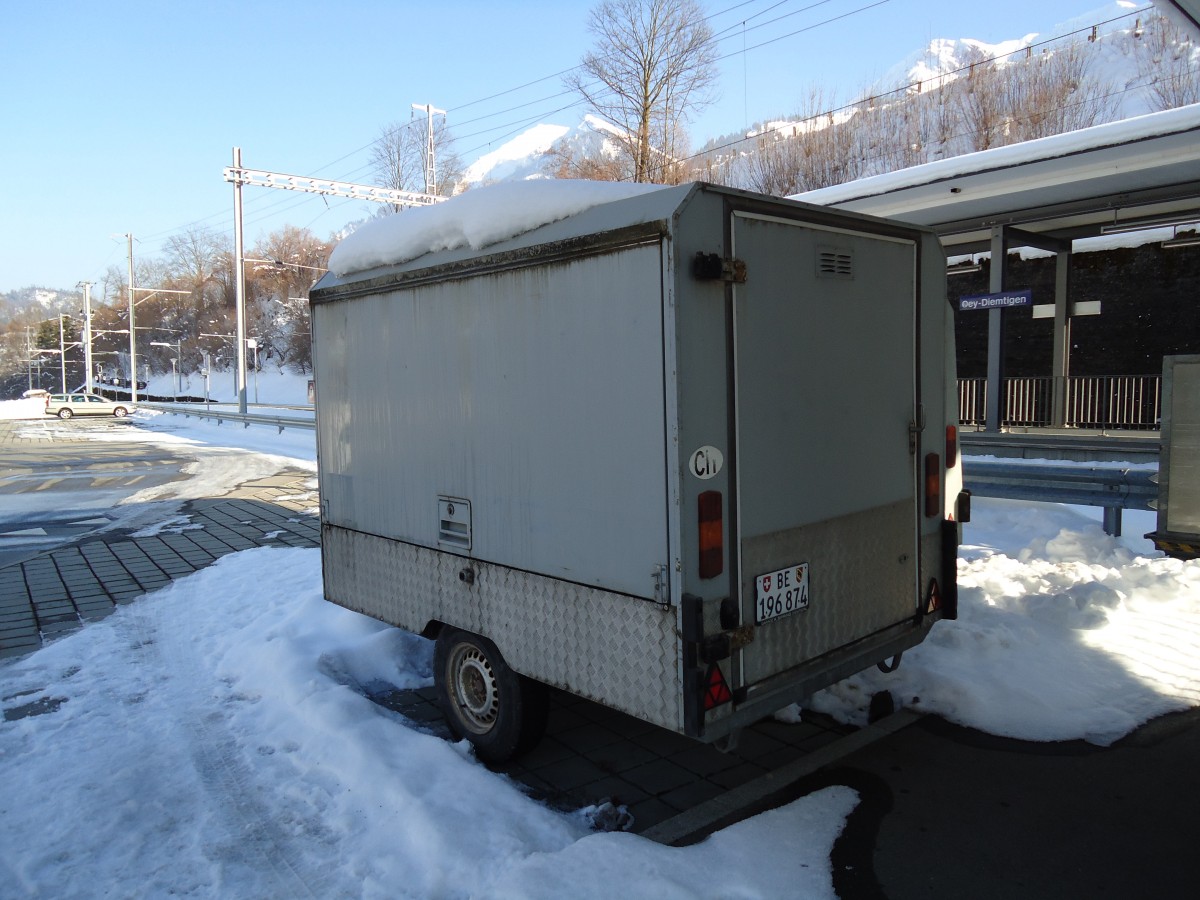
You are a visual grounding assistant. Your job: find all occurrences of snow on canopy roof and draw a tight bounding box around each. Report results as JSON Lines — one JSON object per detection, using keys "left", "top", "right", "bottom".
{"left": 797, "top": 104, "right": 1200, "bottom": 212}
{"left": 327, "top": 179, "right": 672, "bottom": 277}
{"left": 794, "top": 104, "right": 1200, "bottom": 252}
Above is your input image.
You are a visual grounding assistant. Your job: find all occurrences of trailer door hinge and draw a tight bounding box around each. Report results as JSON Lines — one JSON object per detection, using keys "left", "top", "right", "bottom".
{"left": 908, "top": 405, "right": 927, "bottom": 454}
{"left": 693, "top": 252, "right": 747, "bottom": 284}
{"left": 653, "top": 564, "right": 670, "bottom": 606}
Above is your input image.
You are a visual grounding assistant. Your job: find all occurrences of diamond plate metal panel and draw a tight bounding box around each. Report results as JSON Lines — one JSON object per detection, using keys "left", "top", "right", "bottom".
{"left": 323, "top": 526, "right": 683, "bottom": 731}
{"left": 740, "top": 499, "right": 918, "bottom": 685}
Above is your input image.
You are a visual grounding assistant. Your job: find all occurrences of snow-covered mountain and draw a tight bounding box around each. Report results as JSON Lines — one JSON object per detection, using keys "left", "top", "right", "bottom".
{"left": 0, "top": 287, "right": 80, "bottom": 325}
{"left": 883, "top": 4, "right": 1168, "bottom": 121}
{"left": 464, "top": 114, "right": 625, "bottom": 186}
{"left": 463, "top": 123, "right": 571, "bottom": 184}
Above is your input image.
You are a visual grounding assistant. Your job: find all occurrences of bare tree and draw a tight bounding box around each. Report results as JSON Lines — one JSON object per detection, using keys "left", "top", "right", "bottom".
{"left": 544, "top": 140, "right": 627, "bottom": 181}
{"left": 245, "top": 226, "right": 330, "bottom": 373}
{"left": 857, "top": 90, "right": 924, "bottom": 175}
{"left": 690, "top": 148, "right": 737, "bottom": 186}
{"left": 1135, "top": 13, "right": 1200, "bottom": 110}
{"left": 949, "top": 41, "right": 1116, "bottom": 153}
{"left": 162, "top": 226, "right": 230, "bottom": 326}
{"left": 951, "top": 48, "right": 1011, "bottom": 152}
{"left": 164, "top": 226, "right": 228, "bottom": 289}
{"left": 741, "top": 130, "right": 796, "bottom": 196}
{"left": 566, "top": 0, "right": 718, "bottom": 183}
{"left": 371, "top": 116, "right": 463, "bottom": 203}
{"left": 1004, "top": 44, "right": 1116, "bottom": 142}
{"left": 741, "top": 89, "right": 865, "bottom": 196}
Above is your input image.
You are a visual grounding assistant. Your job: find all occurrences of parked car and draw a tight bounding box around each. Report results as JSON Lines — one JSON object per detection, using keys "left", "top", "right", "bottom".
{"left": 44, "top": 393, "right": 133, "bottom": 419}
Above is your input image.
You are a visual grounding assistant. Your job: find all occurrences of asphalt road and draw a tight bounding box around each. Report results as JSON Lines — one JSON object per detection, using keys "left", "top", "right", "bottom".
{"left": 0, "top": 418, "right": 189, "bottom": 568}
{"left": 807, "top": 707, "right": 1200, "bottom": 898}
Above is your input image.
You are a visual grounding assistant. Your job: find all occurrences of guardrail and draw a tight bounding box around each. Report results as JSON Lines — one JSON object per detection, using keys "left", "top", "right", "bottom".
{"left": 962, "top": 459, "right": 1157, "bottom": 535}
{"left": 959, "top": 375, "right": 1161, "bottom": 430}
{"left": 138, "top": 402, "right": 314, "bottom": 433}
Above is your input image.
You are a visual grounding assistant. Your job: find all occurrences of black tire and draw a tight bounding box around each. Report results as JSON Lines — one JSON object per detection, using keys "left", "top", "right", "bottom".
{"left": 433, "top": 627, "right": 548, "bottom": 762}
{"left": 113, "top": 407, "right": 128, "bottom": 418}
{"left": 57, "top": 408, "right": 73, "bottom": 419}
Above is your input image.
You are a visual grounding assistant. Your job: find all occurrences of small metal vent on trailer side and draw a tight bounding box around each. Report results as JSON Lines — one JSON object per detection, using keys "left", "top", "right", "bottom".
{"left": 817, "top": 246, "right": 854, "bottom": 279}
{"left": 438, "top": 496, "right": 472, "bottom": 550}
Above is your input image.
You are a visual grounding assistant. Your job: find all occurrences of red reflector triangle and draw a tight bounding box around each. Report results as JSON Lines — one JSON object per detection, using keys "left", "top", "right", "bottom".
{"left": 703, "top": 664, "right": 733, "bottom": 709}
{"left": 927, "top": 579, "right": 942, "bottom": 614}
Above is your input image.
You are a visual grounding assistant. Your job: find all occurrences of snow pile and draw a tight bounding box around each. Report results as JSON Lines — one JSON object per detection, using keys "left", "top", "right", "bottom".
{"left": 0, "top": 398, "right": 45, "bottom": 419}
{"left": 805, "top": 499, "right": 1200, "bottom": 746}
{"left": 0, "top": 548, "right": 852, "bottom": 898}
{"left": 328, "top": 179, "right": 665, "bottom": 276}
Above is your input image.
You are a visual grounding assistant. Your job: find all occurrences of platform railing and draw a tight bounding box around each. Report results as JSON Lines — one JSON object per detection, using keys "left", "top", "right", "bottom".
{"left": 958, "top": 375, "right": 1162, "bottom": 430}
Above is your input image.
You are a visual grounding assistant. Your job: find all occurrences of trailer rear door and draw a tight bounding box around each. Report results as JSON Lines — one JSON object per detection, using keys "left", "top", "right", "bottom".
{"left": 730, "top": 211, "right": 920, "bottom": 687}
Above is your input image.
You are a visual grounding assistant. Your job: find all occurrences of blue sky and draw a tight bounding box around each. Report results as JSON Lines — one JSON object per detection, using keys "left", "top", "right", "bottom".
{"left": 0, "top": 0, "right": 1154, "bottom": 295}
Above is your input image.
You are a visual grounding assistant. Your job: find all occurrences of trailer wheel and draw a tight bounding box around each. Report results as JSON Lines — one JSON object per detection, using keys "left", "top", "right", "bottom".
{"left": 434, "top": 627, "right": 548, "bottom": 762}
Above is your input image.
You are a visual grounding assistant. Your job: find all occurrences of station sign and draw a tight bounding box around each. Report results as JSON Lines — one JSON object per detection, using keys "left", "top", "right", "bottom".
{"left": 958, "top": 289, "right": 1033, "bottom": 312}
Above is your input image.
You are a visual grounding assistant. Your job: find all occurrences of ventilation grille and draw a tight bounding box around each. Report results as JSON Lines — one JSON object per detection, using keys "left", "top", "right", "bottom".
{"left": 817, "top": 247, "right": 854, "bottom": 278}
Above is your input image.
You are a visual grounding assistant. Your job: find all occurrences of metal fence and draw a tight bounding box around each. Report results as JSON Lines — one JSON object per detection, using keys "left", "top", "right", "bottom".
{"left": 958, "top": 375, "right": 1162, "bottom": 430}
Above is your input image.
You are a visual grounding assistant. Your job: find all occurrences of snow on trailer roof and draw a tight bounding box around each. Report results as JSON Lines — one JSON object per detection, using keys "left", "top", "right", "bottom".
{"left": 317, "top": 179, "right": 939, "bottom": 296}
{"left": 795, "top": 104, "right": 1200, "bottom": 253}
{"left": 322, "top": 180, "right": 685, "bottom": 283}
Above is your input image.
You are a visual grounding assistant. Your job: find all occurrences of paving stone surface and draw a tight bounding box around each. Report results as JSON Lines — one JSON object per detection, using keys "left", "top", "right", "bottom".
{"left": 371, "top": 683, "right": 852, "bottom": 835}
{"left": 0, "top": 463, "right": 320, "bottom": 658}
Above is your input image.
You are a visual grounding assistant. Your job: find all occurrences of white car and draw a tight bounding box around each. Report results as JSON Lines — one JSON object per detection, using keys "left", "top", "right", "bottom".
{"left": 44, "top": 393, "right": 133, "bottom": 419}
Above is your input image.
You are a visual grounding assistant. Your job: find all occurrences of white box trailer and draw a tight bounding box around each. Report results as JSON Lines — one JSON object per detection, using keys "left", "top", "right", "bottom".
{"left": 310, "top": 182, "right": 964, "bottom": 761}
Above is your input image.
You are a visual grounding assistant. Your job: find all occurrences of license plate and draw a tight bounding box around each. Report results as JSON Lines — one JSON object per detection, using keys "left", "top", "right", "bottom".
{"left": 755, "top": 563, "right": 810, "bottom": 624}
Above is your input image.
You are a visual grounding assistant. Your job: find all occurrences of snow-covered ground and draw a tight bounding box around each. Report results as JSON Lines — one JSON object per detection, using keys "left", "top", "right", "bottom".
{"left": 2, "top": 374, "right": 1199, "bottom": 897}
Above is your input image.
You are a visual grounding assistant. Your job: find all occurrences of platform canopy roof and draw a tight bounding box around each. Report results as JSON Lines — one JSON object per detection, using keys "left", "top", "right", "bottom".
{"left": 797, "top": 103, "right": 1200, "bottom": 255}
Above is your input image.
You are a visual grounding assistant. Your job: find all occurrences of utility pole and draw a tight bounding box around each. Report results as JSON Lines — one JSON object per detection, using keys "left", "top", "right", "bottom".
{"left": 411, "top": 102, "right": 446, "bottom": 196}
{"left": 116, "top": 232, "right": 189, "bottom": 404}
{"left": 77, "top": 281, "right": 94, "bottom": 394}
{"left": 233, "top": 147, "right": 248, "bottom": 416}
{"left": 58, "top": 316, "right": 67, "bottom": 393}
{"left": 125, "top": 233, "right": 138, "bottom": 403}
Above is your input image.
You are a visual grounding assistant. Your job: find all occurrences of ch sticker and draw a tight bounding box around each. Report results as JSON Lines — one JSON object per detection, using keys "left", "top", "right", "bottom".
{"left": 690, "top": 446, "right": 724, "bottom": 480}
